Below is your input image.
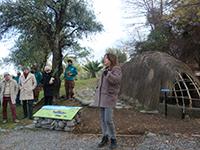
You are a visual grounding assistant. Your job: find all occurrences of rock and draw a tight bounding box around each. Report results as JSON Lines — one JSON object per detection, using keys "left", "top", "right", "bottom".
{"left": 140, "top": 110, "right": 159, "bottom": 114}
{"left": 76, "top": 88, "right": 95, "bottom": 105}
{"left": 66, "top": 119, "right": 76, "bottom": 127}
{"left": 64, "top": 126, "right": 74, "bottom": 132}
{"left": 14, "top": 126, "right": 24, "bottom": 130}
{"left": 75, "top": 114, "right": 81, "bottom": 124}
{"left": 191, "top": 134, "right": 200, "bottom": 138}
{"left": 54, "top": 126, "right": 63, "bottom": 131}
{"left": 33, "top": 112, "right": 81, "bottom": 131}
{"left": 41, "top": 119, "right": 52, "bottom": 125}
{"left": 58, "top": 121, "right": 66, "bottom": 128}
{"left": 146, "top": 132, "right": 157, "bottom": 137}
{"left": 35, "top": 122, "right": 41, "bottom": 128}
{"left": 25, "top": 124, "right": 35, "bottom": 129}
{"left": 0, "top": 128, "right": 9, "bottom": 132}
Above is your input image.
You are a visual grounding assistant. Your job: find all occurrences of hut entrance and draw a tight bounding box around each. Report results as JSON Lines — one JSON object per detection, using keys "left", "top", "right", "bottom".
{"left": 167, "top": 72, "right": 200, "bottom": 108}
{"left": 160, "top": 72, "right": 200, "bottom": 118}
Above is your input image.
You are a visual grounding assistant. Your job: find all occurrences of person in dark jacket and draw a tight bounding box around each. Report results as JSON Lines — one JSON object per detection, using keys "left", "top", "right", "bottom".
{"left": 90, "top": 53, "right": 122, "bottom": 149}
{"left": 13, "top": 71, "right": 21, "bottom": 105}
{"left": 42, "top": 66, "right": 55, "bottom": 105}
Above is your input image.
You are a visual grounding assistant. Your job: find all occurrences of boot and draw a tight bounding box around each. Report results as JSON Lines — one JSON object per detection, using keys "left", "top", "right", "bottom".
{"left": 109, "top": 138, "right": 117, "bottom": 149}
{"left": 98, "top": 135, "right": 109, "bottom": 148}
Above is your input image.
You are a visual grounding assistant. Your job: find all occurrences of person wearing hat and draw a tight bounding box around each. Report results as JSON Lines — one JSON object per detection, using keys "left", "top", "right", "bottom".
{"left": 0, "top": 72, "right": 19, "bottom": 123}
{"left": 64, "top": 59, "right": 78, "bottom": 99}
{"left": 42, "top": 66, "right": 56, "bottom": 105}
{"left": 19, "top": 67, "right": 37, "bottom": 119}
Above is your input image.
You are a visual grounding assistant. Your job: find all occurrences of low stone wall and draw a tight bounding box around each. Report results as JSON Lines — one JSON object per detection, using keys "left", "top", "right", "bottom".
{"left": 33, "top": 112, "right": 81, "bottom": 131}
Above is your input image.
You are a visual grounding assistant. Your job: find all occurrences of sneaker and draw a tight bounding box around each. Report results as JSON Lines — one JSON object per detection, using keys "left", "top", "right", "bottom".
{"left": 98, "top": 135, "right": 109, "bottom": 148}
{"left": 109, "top": 138, "right": 118, "bottom": 149}
{"left": 2, "top": 120, "right": 7, "bottom": 124}
{"left": 22, "top": 116, "right": 28, "bottom": 119}
{"left": 14, "top": 119, "right": 20, "bottom": 123}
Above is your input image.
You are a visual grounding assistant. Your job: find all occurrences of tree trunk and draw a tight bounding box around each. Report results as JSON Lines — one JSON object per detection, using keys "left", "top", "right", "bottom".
{"left": 52, "top": 35, "right": 63, "bottom": 98}
{"left": 91, "top": 72, "right": 96, "bottom": 78}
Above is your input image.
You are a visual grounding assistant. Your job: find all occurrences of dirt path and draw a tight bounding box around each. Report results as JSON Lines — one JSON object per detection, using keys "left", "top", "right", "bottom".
{"left": 56, "top": 99, "right": 200, "bottom": 136}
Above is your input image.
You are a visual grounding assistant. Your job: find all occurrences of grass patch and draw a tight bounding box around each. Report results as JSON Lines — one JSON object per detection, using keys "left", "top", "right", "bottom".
{"left": 60, "top": 78, "right": 97, "bottom": 96}
{"left": 75, "top": 78, "right": 97, "bottom": 89}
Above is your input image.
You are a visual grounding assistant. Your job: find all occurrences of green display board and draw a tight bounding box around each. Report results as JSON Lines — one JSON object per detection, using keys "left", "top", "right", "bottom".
{"left": 33, "top": 105, "right": 82, "bottom": 120}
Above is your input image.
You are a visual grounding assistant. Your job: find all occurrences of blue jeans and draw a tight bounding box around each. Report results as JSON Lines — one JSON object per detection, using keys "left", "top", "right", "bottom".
{"left": 100, "top": 107, "right": 116, "bottom": 139}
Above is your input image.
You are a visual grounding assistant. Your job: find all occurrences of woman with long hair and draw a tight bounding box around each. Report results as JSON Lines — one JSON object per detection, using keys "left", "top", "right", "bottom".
{"left": 91, "top": 53, "right": 122, "bottom": 149}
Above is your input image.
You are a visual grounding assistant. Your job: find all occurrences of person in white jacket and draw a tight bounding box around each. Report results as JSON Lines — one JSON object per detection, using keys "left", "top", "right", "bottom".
{"left": 19, "top": 67, "right": 37, "bottom": 119}
{"left": 0, "top": 72, "right": 19, "bottom": 123}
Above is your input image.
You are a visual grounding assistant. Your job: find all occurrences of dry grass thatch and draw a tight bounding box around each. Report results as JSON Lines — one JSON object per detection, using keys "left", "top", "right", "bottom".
{"left": 120, "top": 51, "right": 200, "bottom": 110}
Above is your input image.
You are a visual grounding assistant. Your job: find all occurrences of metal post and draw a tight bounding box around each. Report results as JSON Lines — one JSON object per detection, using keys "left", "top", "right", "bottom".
{"left": 164, "top": 92, "right": 167, "bottom": 117}
{"left": 161, "top": 89, "right": 170, "bottom": 118}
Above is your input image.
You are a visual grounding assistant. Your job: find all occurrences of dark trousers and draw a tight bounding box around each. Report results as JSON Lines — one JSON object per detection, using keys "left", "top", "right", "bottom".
{"left": 33, "top": 86, "right": 42, "bottom": 101}
{"left": 64, "top": 80, "right": 75, "bottom": 99}
{"left": 22, "top": 100, "right": 34, "bottom": 119}
{"left": 16, "top": 91, "right": 21, "bottom": 105}
{"left": 2, "top": 97, "right": 17, "bottom": 121}
{"left": 44, "top": 96, "right": 53, "bottom": 105}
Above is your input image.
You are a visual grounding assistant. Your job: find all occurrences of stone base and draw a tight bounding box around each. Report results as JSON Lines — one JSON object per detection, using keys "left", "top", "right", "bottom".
{"left": 34, "top": 112, "right": 81, "bottom": 131}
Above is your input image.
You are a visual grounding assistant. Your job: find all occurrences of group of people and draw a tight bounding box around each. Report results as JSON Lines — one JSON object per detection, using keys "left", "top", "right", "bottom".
{"left": 0, "top": 53, "right": 122, "bottom": 149}
{"left": 0, "top": 59, "right": 78, "bottom": 123}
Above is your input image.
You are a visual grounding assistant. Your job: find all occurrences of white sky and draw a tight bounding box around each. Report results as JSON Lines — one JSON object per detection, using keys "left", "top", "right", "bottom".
{"left": 80, "top": 0, "right": 127, "bottom": 60}
{"left": 0, "top": 0, "right": 145, "bottom": 75}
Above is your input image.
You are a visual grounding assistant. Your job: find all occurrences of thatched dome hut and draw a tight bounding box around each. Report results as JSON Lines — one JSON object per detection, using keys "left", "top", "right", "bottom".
{"left": 120, "top": 51, "right": 200, "bottom": 113}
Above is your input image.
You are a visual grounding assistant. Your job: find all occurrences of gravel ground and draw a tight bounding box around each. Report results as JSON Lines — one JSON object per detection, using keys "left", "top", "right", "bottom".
{"left": 0, "top": 128, "right": 200, "bottom": 150}
{"left": 0, "top": 129, "right": 138, "bottom": 150}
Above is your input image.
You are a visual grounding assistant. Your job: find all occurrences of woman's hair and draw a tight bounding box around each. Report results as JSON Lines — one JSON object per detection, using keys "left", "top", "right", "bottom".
{"left": 104, "top": 53, "right": 118, "bottom": 68}
{"left": 67, "top": 59, "right": 73, "bottom": 63}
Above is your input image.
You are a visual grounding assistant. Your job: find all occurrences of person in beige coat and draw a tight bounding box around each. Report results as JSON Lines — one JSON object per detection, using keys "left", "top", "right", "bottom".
{"left": 91, "top": 53, "right": 122, "bottom": 149}
{"left": 0, "top": 72, "right": 19, "bottom": 123}
{"left": 19, "top": 67, "right": 37, "bottom": 119}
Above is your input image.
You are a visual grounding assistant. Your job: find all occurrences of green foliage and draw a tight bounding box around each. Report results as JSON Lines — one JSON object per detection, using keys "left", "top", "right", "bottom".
{"left": 0, "top": 0, "right": 103, "bottom": 72}
{"left": 135, "top": 25, "right": 172, "bottom": 54}
{"left": 7, "top": 34, "right": 50, "bottom": 69}
{"left": 168, "top": 0, "right": 200, "bottom": 66}
{"left": 83, "top": 60, "right": 103, "bottom": 78}
{"left": 106, "top": 48, "right": 127, "bottom": 64}
{"left": 128, "top": 0, "right": 200, "bottom": 68}
{"left": 63, "top": 43, "right": 91, "bottom": 60}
